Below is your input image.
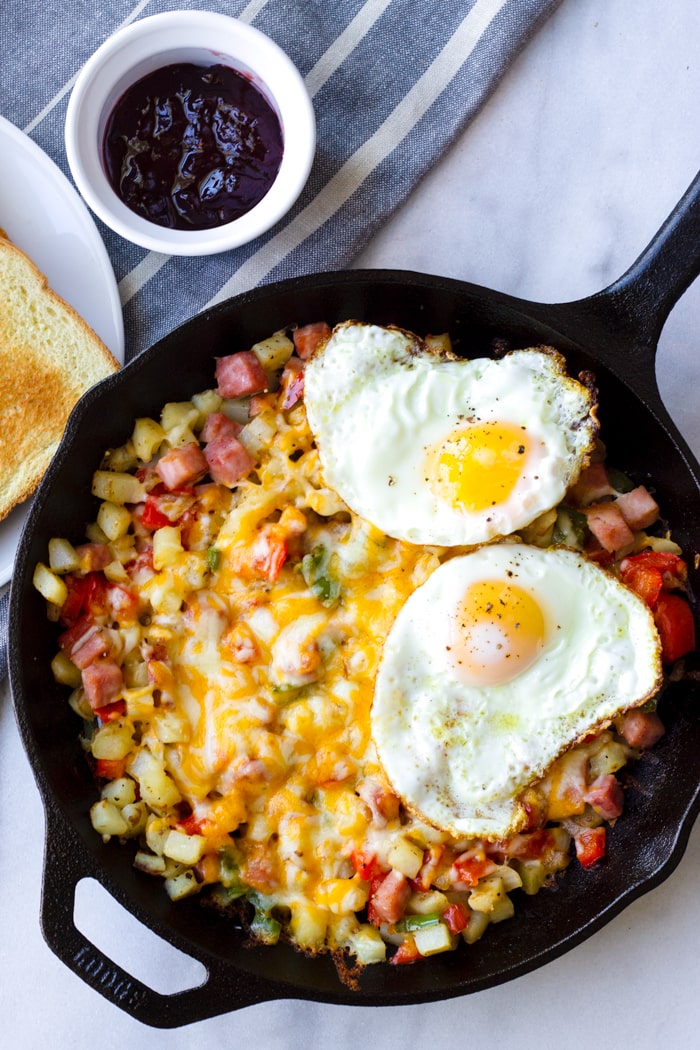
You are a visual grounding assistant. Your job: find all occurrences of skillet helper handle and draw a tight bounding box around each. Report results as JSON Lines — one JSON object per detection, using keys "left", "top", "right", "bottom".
{"left": 597, "top": 168, "right": 700, "bottom": 349}
{"left": 40, "top": 818, "right": 276, "bottom": 1026}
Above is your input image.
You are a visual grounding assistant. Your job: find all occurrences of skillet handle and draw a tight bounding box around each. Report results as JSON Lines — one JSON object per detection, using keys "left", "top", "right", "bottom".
{"left": 586, "top": 168, "right": 700, "bottom": 351}
{"left": 40, "top": 817, "right": 278, "bottom": 1027}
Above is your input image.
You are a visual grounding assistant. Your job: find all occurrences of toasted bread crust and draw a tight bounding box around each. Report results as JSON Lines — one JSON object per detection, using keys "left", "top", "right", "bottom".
{"left": 0, "top": 235, "right": 120, "bottom": 521}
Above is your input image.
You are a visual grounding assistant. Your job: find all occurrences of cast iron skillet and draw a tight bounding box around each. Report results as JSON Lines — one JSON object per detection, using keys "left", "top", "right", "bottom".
{"left": 10, "top": 170, "right": 700, "bottom": 1027}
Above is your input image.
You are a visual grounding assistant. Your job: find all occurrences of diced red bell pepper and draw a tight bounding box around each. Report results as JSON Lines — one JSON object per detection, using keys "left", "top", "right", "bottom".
{"left": 620, "top": 550, "right": 688, "bottom": 609}
{"left": 95, "top": 757, "right": 126, "bottom": 779}
{"left": 60, "top": 572, "right": 109, "bottom": 626}
{"left": 389, "top": 934, "right": 421, "bottom": 965}
{"left": 653, "top": 591, "right": 696, "bottom": 663}
{"left": 351, "top": 849, "right": 381, "bottom": 882}
{"left": 451, "top": 849, "right": 496, "bottom": 887}
{"left": 141, "top": 498, "right": 172, "bottom": 531}
{"left": 443, "top": 901, "right": 470, "bottom": 934}
{"left": 96, "top": 700, "right": 127, "bottom": 723}
{"left": 574, "top": 826, "right": 606, "bottom": 869}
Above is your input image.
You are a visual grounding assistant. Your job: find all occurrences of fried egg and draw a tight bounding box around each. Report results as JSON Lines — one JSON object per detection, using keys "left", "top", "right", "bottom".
{"left": 303, "top": 322, "right": 598, "bottom": 547}
{"left": 371, "top": 543, "right": 662, "bottom": 839}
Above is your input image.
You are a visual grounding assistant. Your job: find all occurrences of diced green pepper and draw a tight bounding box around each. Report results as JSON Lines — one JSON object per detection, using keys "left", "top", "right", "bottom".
{"left": 395, "top": 912, "right": 441, "bottom": 932}
{"left": 553, "top": 506, "right": 588, "bottom": 549}
{"left": 248, "top": 891, "right": 282, "bottom": 945}
{"left": 207, "top": 546, "right": 221, "bottom": 572}
{"left": 301, "top": 546, "right": 340, "bottom": 606}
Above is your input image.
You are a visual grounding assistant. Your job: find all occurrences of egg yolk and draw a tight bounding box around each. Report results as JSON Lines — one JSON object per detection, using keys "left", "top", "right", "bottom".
{"left": 428, "top": 421, "right": 531, "bottom": 512}
{"left": 449, "top": 579, "right": 546, "bottom": 686}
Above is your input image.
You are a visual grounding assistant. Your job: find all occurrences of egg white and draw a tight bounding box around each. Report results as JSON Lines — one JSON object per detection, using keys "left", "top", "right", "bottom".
{"left": 370, "top": 543, "right": 662, "bottom": 839}
{"left": 303, "top": 322, "right": 598, "bottom": 547}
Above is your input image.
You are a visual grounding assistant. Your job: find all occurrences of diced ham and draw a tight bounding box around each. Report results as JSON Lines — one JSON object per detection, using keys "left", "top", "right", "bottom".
{"left": 584, "top": 774, "right": 624, "bottom": 820}
{"left": 199, "top": 411, "right": 242, "bottom": 444}
{"left": 368, "top": 869, "right": 411, "bottom": 926}
{"left": 356, "top": 777, "right": 401, "bottom": 826}
{"left": 614, "top": 485, "right": 660, "bottom": 530}
{"left": 204, "top": 434, "right": 255, "bottom": 486}
{"left": 584, "top": 501, "right": 635, "bottom": 553}
{"left": 59, "top": 619, "right": 117, "bottom": 669}
{"left": 618, "top": 708, "right": 665, "bottom": 749}
{"left": 568, "top": 462, "right": 616, "bottom": 506}
{"left": 248, "top": 393, "right": 277, "bottom": 417}
{"left": 293, "top": 321, "right": 331, "bottom": 360}
{"left": 215, "top": 351, "right": 268, "bottom": 397}
{"left": 155, "top": 442, "right": 208, "bottom": 491}
{"left": 82, "top": 659, "right": 123, "bottom": 710}
{"left": 278, "top": 358, "right": 304, "bottom": 410}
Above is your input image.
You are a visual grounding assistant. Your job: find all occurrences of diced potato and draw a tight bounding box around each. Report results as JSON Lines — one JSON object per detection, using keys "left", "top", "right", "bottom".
{"left": 97, "top": 500, "right": 132, "bottom": 541}
{"left": 123, "top": 685, "right": 156, "bottom": 719}
{"left": 517, "top": 859, "right": 548, "bottom": 896}
{"left": 237, "top": 413, "right": 277, "bottom": 457}
{"left": 131, "top": 417, "right": 166, "bottom": 462}
{"left": 92, "top": 470, "right": 146, "bottom": 506}
{"left": 589, "top": 738, "right": 629, "bottom": 778}
{"left": 140, "top": 573, "right": 185, "bottom": 615}
{"left": 348, "top": 924, "right": 387, "bottom": 964}
{"left": 489, "top": 895, "right": 515, "bottom": 924}
{"left": 414, "top": 922, "right": 454, "bottom": 956}
{"left": 424, "top": 332, "right": 453, "bottom": 355}
{"left": 191, "top": 389, "right": 223, "bottom": 427}
{"left": 164, "top": 869, "right": 200, "bottom": 901}
{"left": 468, "top": 875, "right": 508, "bottom": 914}
{"left": 103, "top": 559, "right": 130, "bottom": 583}
{"left": 153, "top": 710, "right": 190, "bottom": 744}
{"left": 406, "top": 890, "right": 449, "bottom": 915}
{"left": 101, "top": 776, "right": 136, "bottom": 809}
{"left": 134, "top": 850, "right": 167, "bottom": 875}
{"left": 121, "top": 801, "right": 149, "bottom": 837}
{"left": 290, "top": 902, "right": 328, "bottom": 950}
{"left": 387, "top": 836, "right": 424, "bottom": 879}
{"left": 91, "top": 720, "right": 134, "bottom": 761}
{"left": 175, "top": 550, "right": 208, "bottom": 591}
{"left": 50, "top": 650, "right": 81, "bottom": 688}
{"left": 85, "top": 521, "right": 110, "bottom": 545}
{"left": 103, "top": 442, "right": 139, "bottom": 473}
{"left": 152, "top": 525, "right": 183, "bottom": 570}
{"left": 33, "top": 562, "right": 68, "bottom": 607}
{"left": 251, "top": 330, "right": 295, "bottom": 373}
{"left": 161, "top": 401, "right": 199, "bottom": 433}
{"left": 221, "top": 397, "right": 252, "bottom": 425}
{"left": 68, "top": 688, "right": 93, "bottom": 721}
{"left": 163, "top": 829, "right": 206, "bottom": 866}
{"left": 490, "top": 863, "right": 523, "bottom": 892}
{"left": 128, "top": 749, "right": 182, "bottom": 810}
{"left": 144, "top": 814, "right": 171, "bottom": 856}
{"left": 48, "top": 537, "right": 82, "bottom": 574}
{"left": 314, "top": 877, "right": 368, "bottom": 915}
{"left": 461, "top": 906, "right": 490, "bottom": 945}
{"left": 90, "top": 798, "right": 129, "bottom": 839}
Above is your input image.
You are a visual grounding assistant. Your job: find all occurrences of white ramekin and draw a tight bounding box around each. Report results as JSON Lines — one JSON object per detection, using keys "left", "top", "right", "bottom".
{"left": 65, "top": 11, "right": 316, "bottom": 256}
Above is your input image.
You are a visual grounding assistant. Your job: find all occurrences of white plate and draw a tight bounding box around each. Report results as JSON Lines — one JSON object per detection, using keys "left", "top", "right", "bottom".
{"left": 0, "top": 115, "right": 125, "bottom": 587}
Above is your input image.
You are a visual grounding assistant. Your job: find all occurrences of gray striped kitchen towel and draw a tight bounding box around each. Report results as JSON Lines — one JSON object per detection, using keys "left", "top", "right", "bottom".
{"left": 0, "top": 0, "right": 563, "bottom": 675}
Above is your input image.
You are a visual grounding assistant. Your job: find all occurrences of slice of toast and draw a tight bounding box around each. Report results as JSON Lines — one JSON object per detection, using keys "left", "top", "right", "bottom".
{"left": 0, "top": 234, "right": 120, "bottom": 521}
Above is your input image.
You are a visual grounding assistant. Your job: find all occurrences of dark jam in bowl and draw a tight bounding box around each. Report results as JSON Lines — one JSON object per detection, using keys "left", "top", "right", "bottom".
{"left": 102, "top": 62, "right": 284, "bottom": 231}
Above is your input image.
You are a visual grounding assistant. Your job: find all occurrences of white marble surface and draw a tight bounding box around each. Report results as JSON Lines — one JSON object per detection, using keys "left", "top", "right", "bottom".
{"left": 3, "top": 0, "right": 700, "bottom": 1045}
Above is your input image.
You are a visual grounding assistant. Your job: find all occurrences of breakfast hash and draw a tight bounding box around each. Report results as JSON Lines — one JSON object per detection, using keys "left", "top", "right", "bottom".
{"left": 33, "top": 320, "right": 695, "bottom": 969}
